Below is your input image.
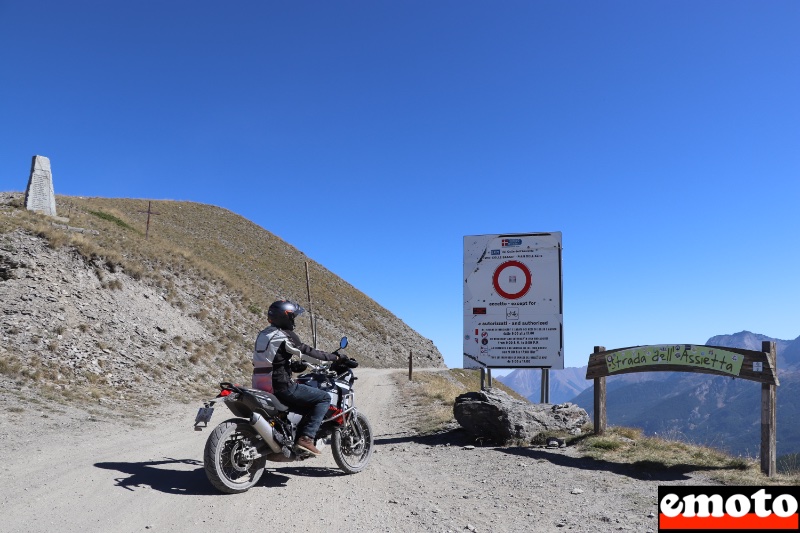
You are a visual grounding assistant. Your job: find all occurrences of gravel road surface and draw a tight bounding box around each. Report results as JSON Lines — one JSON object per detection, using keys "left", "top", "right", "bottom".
{"left": 1, "top": 369, "right": 711, "bottom": 532}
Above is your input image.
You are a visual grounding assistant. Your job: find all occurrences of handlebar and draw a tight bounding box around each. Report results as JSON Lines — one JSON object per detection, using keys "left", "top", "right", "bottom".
{"left": 298, "top": 357, "right": 359, "bottom": 380}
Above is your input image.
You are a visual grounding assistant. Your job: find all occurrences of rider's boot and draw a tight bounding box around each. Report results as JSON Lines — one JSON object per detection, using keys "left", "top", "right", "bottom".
{"left": 296, "top": 435, "right": 322, "bottom": 456}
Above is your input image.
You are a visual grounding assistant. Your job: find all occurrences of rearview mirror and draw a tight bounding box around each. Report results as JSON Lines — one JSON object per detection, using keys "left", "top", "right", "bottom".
{"left": 339, "top": 337, "right": 348, "bottom": 350}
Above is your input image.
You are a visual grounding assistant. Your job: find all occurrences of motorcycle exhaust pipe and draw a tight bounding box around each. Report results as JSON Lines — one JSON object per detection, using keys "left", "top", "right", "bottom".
{"left": 249, "top": 413, "right": 282, "bottom": 454}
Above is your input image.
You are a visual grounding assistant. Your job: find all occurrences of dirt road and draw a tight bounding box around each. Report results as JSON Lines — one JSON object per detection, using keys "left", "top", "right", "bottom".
{"left": 1, "top": 369, "right": 709, "bottom": 532}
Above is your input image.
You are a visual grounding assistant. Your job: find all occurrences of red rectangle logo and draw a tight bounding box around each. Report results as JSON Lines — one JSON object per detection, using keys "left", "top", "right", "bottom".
{"left": 658, "top": 486, "right": 799, "bottom": 532}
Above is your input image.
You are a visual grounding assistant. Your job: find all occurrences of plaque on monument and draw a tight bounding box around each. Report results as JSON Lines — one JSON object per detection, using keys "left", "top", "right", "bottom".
{"left": 24, "top": 155, "right": 57, "bottom": 217}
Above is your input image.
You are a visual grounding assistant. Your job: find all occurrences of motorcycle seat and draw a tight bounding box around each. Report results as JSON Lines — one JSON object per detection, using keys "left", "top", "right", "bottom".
{"left": 244, "top": 388, "right": 290, "bottom": 412}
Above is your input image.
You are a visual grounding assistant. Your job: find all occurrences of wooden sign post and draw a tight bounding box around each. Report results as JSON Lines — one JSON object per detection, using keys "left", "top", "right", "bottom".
{"left": 137, "top": 201, "right": 160, "bottom": 240}
{"left": 586, "top": 341, "right": 779, "bottom": 476}
{"left": 593, "top": 346, "right": 607, "bottom": 436}
{"left": 761, "top": 341, "right": 777, "bottom": 477}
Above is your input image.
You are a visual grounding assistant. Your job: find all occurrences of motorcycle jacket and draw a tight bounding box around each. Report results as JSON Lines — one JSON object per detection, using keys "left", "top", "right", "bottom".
{"left": 252, "top": 326, "right": 337, "bottom": 393}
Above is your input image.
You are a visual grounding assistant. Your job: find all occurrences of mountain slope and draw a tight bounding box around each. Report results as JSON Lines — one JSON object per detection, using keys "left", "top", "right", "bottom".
{"left": 0, "top": 192, "right": 443, "bottom": 406}
{"left": 706, "top": 331, "right": 795, "bottom": 370}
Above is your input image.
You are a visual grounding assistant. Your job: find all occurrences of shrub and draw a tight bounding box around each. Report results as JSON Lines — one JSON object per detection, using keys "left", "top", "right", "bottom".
{"left": 87, "top": 210, "right": 136, "bottom": 231}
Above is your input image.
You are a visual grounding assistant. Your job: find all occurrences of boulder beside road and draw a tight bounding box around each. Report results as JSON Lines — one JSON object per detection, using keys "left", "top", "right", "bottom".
{"left": 453, "top": 388, "right": 590, "bottom": 444}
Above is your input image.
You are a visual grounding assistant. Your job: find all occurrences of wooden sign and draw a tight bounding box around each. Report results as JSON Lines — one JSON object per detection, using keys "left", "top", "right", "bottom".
{"left": 586, "top": 344, "right": 778, "bottom": 385}
{"left": 586, "top": 341, "right": 779, "bottom": 476}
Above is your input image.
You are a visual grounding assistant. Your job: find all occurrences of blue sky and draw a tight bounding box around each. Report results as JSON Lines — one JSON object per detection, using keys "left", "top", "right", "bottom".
{"left": 2, "top": 1, "right": 798, "bottom": 370}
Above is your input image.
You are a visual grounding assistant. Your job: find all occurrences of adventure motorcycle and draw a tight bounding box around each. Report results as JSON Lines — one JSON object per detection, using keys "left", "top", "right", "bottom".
{"left": 193, "top": 337, "right": 373, "bottom": 494}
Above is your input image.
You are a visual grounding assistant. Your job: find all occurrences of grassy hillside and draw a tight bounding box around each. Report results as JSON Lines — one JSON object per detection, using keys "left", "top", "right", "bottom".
{"left": 0, "top": 192, "right": 443, "bottom": 406}
{"left": 54, "top": 195, "right": 435, "bottom": 354}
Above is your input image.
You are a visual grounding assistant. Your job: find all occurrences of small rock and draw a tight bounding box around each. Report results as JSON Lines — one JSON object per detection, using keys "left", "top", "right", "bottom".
{"left": 570, "top": 489, "right": 584, "bottom": 495}
{"left": 463, "top": 445, "right": 475, "bottom": 450}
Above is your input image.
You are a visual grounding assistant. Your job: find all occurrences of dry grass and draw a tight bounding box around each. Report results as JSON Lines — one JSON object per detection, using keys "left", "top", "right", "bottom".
{"left": 578, "top": 426, "right": 800, "bottom": 486}
{"left": 395, "top": 368, "right": 528, "bottom": 435}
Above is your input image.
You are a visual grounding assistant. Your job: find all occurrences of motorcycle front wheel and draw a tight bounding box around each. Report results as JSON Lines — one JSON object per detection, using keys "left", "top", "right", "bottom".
{"left": 331, "top": 411, "right": 374, "bottom": 474}
{"left": 204, "top": 419, "right": 265, "bottom": 494}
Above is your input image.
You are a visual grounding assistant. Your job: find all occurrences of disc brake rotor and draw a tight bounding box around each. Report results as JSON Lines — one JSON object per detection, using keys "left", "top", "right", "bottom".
{"left": 229, "top": 440, "right": 255, "bottom": 472}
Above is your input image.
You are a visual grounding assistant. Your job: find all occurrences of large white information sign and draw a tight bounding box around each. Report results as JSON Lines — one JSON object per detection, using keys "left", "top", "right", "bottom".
{"left": 463, "top": 232, "right": 563, "bottom": 369}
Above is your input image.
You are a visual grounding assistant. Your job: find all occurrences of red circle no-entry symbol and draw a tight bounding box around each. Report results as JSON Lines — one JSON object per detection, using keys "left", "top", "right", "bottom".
{"left": 492, "top": 260, "right": 532, "bottom": 300}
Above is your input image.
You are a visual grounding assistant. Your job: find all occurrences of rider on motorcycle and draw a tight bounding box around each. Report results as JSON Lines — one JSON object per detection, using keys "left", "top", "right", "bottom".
{"left": 252, "top": 299, "right": 340, "bottom": 456}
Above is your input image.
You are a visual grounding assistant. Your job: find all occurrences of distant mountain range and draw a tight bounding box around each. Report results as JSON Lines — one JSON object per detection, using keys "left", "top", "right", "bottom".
{"left": 497, "top": 331, "right": 800, "bottom": 457}
{"left": 497, "top": 365, "right": 588, "bottom": 405}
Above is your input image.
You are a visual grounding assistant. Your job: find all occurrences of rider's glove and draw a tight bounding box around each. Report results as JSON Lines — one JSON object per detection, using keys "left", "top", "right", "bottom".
{"left": 290, "top": 360, "right": 309, "bottom": 373}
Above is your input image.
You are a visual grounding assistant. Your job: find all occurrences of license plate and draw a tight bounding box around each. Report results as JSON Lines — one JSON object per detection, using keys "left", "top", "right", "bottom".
{"left": 194, "top": 407, "right": 214, "bottom": 429}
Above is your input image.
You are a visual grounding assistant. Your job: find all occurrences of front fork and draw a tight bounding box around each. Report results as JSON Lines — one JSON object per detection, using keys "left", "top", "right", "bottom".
{"left": 343, "top": 409, "right": 366, "bottom": 449}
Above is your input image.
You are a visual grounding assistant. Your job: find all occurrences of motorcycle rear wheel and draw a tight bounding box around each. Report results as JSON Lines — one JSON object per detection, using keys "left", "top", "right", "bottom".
{"left": 331, "top": 411, "right": 373, "bottom": 474}
{"left": 204, "top": 419, "right": 265, "bottom": 494}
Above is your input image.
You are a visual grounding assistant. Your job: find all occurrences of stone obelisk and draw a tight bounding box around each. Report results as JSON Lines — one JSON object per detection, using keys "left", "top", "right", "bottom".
{"left": 24, "top": 155, "right": 57, "bottom": 217}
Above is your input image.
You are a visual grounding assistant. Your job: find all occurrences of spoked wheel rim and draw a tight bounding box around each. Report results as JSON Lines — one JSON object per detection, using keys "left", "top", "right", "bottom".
{"left": 343, "top": 423, "right": 368, "bottom": 458}
{"left": 334, "top": 412, "right": 373, "bottom": 471}
{"left": 220, "top": 433, "right": 257, "bottom": 483}
{"left": 204, "top": 420, "right": 265, "bottom": 493}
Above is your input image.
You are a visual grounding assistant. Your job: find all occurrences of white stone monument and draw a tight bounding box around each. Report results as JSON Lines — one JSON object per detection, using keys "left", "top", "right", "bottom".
{"left": 24, "top": 155, "right": 57, "bottom": 216}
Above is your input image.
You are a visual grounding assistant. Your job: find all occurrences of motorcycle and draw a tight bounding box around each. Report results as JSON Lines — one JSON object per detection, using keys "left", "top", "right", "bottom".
{"left": 193, "top": 336, "right": 374, "bottom": 494}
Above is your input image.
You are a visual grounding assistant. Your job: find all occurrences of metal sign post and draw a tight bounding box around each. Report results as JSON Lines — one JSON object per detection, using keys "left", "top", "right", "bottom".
{"left": 540, "top": 368, "right": 550, "bottom": 403}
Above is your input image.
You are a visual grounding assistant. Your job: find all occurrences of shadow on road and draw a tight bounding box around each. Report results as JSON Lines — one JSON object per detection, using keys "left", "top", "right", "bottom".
{"left": 374, "top": 428, "right": 472, "bottom": 447}
{"left": 94, "top": 458, "right": 346, "bottom": 495}
{"left": 375, "top": 429, "right": 737, "bottom": 482}
{"left": 95, "top": 458, "right": 221, "bottom": 495}
{"left": 267, "top": 466, "right": 344, "bottom": 478}
{"left": 498, "top": 447, "right": 737, "bottom": 482}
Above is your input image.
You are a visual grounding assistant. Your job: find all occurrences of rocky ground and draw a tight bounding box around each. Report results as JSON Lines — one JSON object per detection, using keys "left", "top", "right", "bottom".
{"left": 0, "top": 222, "right": 242, "bottom": 404}
{"left": 0, "top": 367, "right": 719, "bottom": 533}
